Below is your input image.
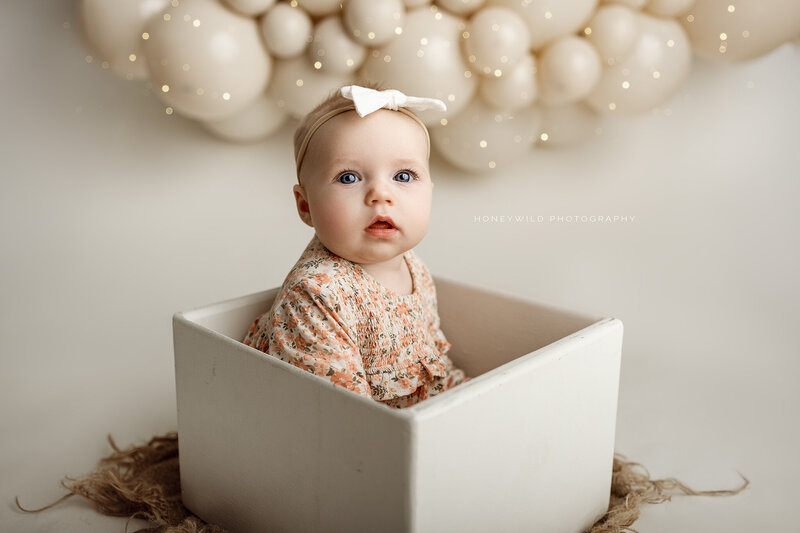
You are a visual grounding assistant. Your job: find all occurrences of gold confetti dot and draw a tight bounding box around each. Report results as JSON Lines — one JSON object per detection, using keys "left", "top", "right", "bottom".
{"left": 395, "top": 27, "right": 402, "bottom": 35}
{"left": 296, "top": 79, "right": 304, "bottom": 87}
{"left": 222, "top": 92, "right": 231, "bottom": 100}
{"left": 101, "top": 61, "right": 109, "bottom": 69}
{"left": 368, "top": 32, "right": 375, "bottom": 40}
{"left": 171, "top": 0, "right": 179, "bottom": 6}
{"left": 183, "top": 14, "right": 190, "bottom": 22}
{"left": 540, "top": 133, "right": 549, "bottom": 141}
{"left": 720, "top": 32, "right": 727, "bottom": 40}
{"left": 161, "top": 84, "right": 170, "bottom": 93}
{"left": 165, "top": 107, "right": 173, "bottom": 115}
{"left": 742, "top": 30, "right": 750, "bottom": 38}
{"left": 420, "top": 37, "right": 428, "bottom": 45}
{"left": 652, "top": 71, "right": 660, "bottom": 79}
{"left": 686, "top": 14, "right": 694, "bottom": 22}
{"left": 129, "top": 54, "right": 136, "bottom": 62}
{"left": 479, "top": 140, "right": 487, "bottom": 148}
{"left": 468, "top": 54, "right": 476, "bottom": 63}
{"left": 464, "top": 70, "right": 472, "bottom": 78}
{"left": 163, "top": 13, "right": 171, "bottom": 21}
{"left": 447, "top": 94, "right": 455, "bottom": 101}
{"left": 182, "top": 63, "right": 190, "bottom": 71}
{"left": 488, "top": 161, "right": 496, "bottom": 169}
{"left": 434, "top": 12, "right": 442, "bottom": 20}
{"left": 85, "top": 55, "right": 93, "bottom": 63}
{"left": 608, "top": 102, "right": 616, "bottom": 111}
{"left": 197, "top": 88, "right": 205, "bottom": 95}
{"left": 193, "top": 19, "right": 200, "bottom": 27}
{"left": 621, "top": 80, "right": 630, "bottom": 89}
{"left": 544, "top": 11, "right": 552, "bottom": 19}
{"left": 494, "top": 69, "right": 502, "bottom": 77}
{"left": 383, "top": 55, "right": 391, "bottom": 62}
{"left": 491, "top": 23, "right": 500, "bottom": 31}
{"left": 718, "top": 45, "right": 727, "bottom": 53}
{"left": 345, "top": 58, "right": 354, "bottom": 66}
{"left": 290, "top": 0, "right": 297, "bottom": 6}
{"left": 584, "top": 27, "right": 592, "bottom": 35}
{"left": 314, "top": 61, "right": 322, "bottom": 69}
{"left": 440, "top": 118, "right": 448, "bottom": 126}
{"left": 142, "top": 32, "right": 149, "bottom": 40}
{"left": 462, "top": 31, "right": 470, "bottom": 39}
{"left": 667, "top": 39, "right": 675, "bottom": 47}
{"left": 727, "top": 4, "right": 735, "bottom": 13}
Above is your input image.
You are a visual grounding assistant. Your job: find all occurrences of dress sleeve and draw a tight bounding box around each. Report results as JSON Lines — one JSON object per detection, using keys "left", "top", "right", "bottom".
{"left": 270, "top": 279, "right": 372, "bottom": 399}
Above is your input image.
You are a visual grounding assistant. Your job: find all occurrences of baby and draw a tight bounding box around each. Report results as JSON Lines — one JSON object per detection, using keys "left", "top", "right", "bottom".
{"left": 243, "top": 83, "right": 469, "bottom": 409}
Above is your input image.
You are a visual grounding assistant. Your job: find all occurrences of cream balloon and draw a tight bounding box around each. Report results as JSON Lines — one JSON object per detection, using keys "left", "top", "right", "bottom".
{"left": 600, "top": 0, "right": 647, "bottom": 9}
{"left": 80, "top": 0, "right": 169, "bottom": 80}
{"left": 586, "top": 13, "right": 691, "bottom": 114}
{"left": 309, "top": 16, "right": 367, "bottom": 74}
{"left": 479, "top": 53, "right": 537, "bottom": 110}
{"left": 430, "top": 98, "right": 541, "bottom": 172}
{"left": 268, "top": 56, "right": 352, "bottom": 119}
{"left": 488, "top": 0, "right": 598, "bottom": 50}
{"left": 203, "top": 92, "right": 288, "bottom": 142}
{"left": 645, "top": 0, "right": 695, "bottom": 18}
{"left": 537, "top": 103, "right": 600, "bottom": 147}
{"left": 342, "top": 0, "right": 406, "bottom": 47}
{"left": 359, "top": 7, "right": 477, "bottom": 125}
{"left": 585, "top": 5, "right": 640, "bottom": 64}
{"left": 142, "top": 0, "right": 271, "bottom": 121}
{"left": 260, "top": 3, "right": 313, "bottom": 59}
{"left": 438, "top": 0, "right": 486, "bottom": 16}
{"left": 463, "top": 7, "right": 530, "bottom": 77}
{"left": 538, "top": 36, "right": 602, "bottom": 105}
{"left": 222, "top": 0, "right": 276, "bottom": 16}
{"left": 682, "top": 0, "right": 800, "bottom": 62}
{"left": 295, "top": 0, "right": 342, "bottom": 18}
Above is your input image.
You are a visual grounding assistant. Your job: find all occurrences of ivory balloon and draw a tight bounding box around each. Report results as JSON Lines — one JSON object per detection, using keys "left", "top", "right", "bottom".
{"left": 479, "top": 53, "right": 537, "bottom": 110}
{"left": 438, "top": 0, "right": 486, "bottom": 16}
{"left": 681, "top": 0, "right": 800, "bottom": 62}
{"left": 342, "top": 0, "right": 406, "bottom": 47}
{"left": 645, "top": 0, "right": 695, "bottom": 18}
{"left": 585, "top": 5, "right": 639, "bottom": 64}
{"left": 538, "top": 36, "right": 602, "bottom": 105}
{"left": 463, "top": 7, "right": 530, "bottom": 77}
{"left": 222, "top": 0, "right": 276, "bottom": 16}
{"left": 538, "top": 103, "right": 600, "bottom": 147}
{"left": 268, "top": 56, "right": 352, "bottom": 119}
{"left": 142, "top": 0, "right": 271, "bottom": 121}
{"left": 430, "top": 98, "right": 541, "bottom": 172}
{"left": 80, "top": 0, "right": 169, "bottom": 80}
{"left": 488, "top": 0, "right": 598, "bottom": 50}
{"left": 204, "top": 92, "right": 288, "bottom": 142}
{"left": 586, "top": 13, "right": 691, "bottom": 114}
{"left": 260, "top": 3, "right": 313, "bottom": 59}
{"left": 309, "top": 16, "right": 367, "bottom": 74}
{"left": 295, "top": 0, "right": 342, "bottom": 18}
{"left": 359, "top": 7, "right": 477, "bottom": 125}
{"left": 600, "top": 0, "right": 647, "bottom": 9}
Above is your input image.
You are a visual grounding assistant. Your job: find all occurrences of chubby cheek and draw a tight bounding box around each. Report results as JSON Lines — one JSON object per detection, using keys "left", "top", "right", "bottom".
{"left": 309, "top": 197, "right": 356, "bottom": 240}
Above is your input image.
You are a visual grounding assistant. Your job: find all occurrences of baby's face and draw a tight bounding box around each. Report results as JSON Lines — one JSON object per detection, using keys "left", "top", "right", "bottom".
{"left": 294, "top": 109, "right": 433, "bottom": 266}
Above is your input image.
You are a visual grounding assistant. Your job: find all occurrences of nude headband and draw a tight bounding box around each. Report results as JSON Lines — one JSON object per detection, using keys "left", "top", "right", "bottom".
{"left": 295, "top": 85, "right": 447, "bottom": 180}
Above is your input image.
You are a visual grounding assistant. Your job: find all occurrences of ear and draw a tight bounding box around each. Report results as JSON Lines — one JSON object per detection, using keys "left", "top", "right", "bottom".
{"left": 293, "top": 184, "right": 314, "bottom": 227}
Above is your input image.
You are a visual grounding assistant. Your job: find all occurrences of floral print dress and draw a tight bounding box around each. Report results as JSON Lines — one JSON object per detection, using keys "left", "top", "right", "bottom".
{"left": 243, "top": 234, "right": 469, "bottom": 408}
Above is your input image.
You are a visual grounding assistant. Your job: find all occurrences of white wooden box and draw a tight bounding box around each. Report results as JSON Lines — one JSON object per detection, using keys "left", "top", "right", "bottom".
{"left": 172, "top": 277, "right": 623, "bottom": 533}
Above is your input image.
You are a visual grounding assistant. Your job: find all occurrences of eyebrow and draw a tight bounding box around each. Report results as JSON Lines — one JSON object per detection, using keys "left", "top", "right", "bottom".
{"left": 327, "top": 158, "right": 425, "bottom": 168}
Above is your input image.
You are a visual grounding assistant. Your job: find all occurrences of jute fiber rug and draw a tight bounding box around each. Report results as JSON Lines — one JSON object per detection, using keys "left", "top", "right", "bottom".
{"left": 16, "top": 432, "right": 748, "bottom": 533}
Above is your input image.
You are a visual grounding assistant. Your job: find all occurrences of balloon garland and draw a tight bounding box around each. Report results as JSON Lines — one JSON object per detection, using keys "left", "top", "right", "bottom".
{"left": 79, "top": 0, "right": 800, "bottom": 172}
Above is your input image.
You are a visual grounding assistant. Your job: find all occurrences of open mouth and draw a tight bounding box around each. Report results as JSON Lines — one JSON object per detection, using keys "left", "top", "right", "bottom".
{"left": 368, "top": 220, "right": 394, "bottom": 229}
{"left": 367, "top": 216, "right": 397, "bottom": 230}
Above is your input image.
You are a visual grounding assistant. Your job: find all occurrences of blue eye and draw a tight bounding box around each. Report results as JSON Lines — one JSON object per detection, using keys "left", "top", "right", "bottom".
{"left": 338, "top": 172, "right": 358, "bottom": 184}
{"left": 394, "top": 171, "right": 413, "bottom": 183}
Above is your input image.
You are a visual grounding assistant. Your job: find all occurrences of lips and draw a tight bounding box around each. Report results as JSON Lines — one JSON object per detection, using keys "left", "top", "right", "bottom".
{"left": 367, "top": 215, "right": 397, "bottom": 230}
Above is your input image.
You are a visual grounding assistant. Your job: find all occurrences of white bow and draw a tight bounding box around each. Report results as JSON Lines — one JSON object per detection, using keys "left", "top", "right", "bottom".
{"left": 340, "top": 85, "right": 447, "bottom": 117}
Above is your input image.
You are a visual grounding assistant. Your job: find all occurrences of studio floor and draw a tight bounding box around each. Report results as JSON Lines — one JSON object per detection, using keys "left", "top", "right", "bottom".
{"left": 2, "top": 2, "right": 799, "bottom": 532}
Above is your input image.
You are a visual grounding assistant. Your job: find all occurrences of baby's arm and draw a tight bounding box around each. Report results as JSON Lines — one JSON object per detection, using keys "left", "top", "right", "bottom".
{"left": 270, "top": 279, "right": 372, "bottom": 399}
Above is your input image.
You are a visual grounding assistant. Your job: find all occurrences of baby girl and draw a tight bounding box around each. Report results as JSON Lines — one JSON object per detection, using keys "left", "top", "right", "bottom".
{"left": 243, "top": 84, "right": 469, "bottom": 409}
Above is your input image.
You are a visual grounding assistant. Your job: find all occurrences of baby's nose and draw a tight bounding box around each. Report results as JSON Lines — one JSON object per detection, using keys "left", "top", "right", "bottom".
{"left": 365, "top": 181, "right": 393, "bottom": 204}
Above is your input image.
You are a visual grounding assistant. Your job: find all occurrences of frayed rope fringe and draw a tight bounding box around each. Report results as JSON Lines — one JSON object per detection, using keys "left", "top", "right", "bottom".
{"left": 15, "top": 433, "right": 748, "bottom": 533}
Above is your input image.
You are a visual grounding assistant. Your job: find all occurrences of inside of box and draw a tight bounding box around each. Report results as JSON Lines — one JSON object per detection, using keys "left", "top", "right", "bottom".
{"left": 186, "top": 278, "right": 598, "bottom": 379}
